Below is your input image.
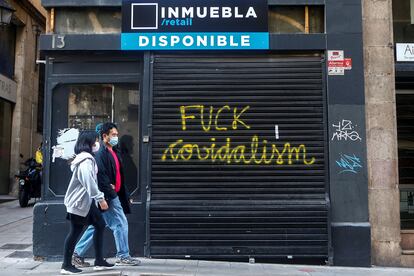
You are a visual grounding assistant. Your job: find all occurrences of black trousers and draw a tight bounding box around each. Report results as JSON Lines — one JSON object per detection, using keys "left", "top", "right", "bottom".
{"left": 62, "top": 203, "right": 106, "bottom": 268}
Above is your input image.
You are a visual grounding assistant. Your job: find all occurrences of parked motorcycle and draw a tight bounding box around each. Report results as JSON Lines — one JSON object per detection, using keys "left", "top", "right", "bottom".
{"left": 15, "top": 157, "right": 42, "bottom": 207}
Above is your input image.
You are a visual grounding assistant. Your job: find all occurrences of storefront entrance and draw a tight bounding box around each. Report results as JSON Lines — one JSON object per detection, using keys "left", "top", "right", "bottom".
{"left": 0, "top": 99, "right": 13, "bottom": 195}
{"left": 34, "top": 0, "right": 374, "bottom": 266}
{"left": 397, "top": 89, "right": 414, "bottom": 255}
{"left": 149, "top": 54, "right": 329, "bottom": 263}
{"left": 38, "top": 56, "right": 146, "bottom": 257}
{"left": 37, "top": 52, "right": 330, "bottom": 263}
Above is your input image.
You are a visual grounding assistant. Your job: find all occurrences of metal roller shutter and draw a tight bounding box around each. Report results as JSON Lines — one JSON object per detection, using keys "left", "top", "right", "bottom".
{"left": 151, "top": 54, "right": 329, "bottom": 263}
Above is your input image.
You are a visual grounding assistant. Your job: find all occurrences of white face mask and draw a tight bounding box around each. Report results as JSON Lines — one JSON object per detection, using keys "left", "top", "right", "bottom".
{"left": 92, "top": 142, "right": 100, "bottom": 153}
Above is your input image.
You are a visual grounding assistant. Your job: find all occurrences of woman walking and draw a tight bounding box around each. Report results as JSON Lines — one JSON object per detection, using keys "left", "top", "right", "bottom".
{"left": 61, "top": 130, "right": 114, "bottom": 274}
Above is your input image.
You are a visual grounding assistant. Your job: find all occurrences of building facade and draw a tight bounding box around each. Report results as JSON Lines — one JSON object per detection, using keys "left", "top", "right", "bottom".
{"left": 0, "top": 0, "right": 46, "bottom": 196}
{"left": 34, "top": 0, "right": 374, "bottom": 267}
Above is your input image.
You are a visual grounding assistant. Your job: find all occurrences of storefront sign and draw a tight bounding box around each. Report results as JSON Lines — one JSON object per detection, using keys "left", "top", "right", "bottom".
{"left": 396, "top": 43, "right": 414, "bottom": 62}
{"left": 121, "top": 0, "right": 269, "bottom": 50}
{"left": 0, "top": 74, "right": 17, "bottom": 103}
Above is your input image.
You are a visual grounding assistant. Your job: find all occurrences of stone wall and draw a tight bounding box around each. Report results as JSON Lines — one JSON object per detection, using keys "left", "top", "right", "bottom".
{"left": 8, "top": 0, "right": 45, "bottom": 195}
{"left": 363, "top": 0, "right": 401, "bottom": 266}
{"left": 29, "top": 0, "right": 47, "bottom": 18}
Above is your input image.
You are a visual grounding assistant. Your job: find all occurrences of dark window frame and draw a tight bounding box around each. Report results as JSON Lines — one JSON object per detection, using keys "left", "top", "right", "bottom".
{"left": 0, "top": 24, "right": 17, "bottom": 79}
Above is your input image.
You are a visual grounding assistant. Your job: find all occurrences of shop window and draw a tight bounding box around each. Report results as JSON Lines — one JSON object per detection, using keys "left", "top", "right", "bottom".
{"left": 54, "top": 8, "right": 121, "bottom": 34}
{"left": 67, "top": 85, "right": 113, "bottom": 129}
{"left": 397, "top": 92, "right": 414, "bottom": 229}
{"left": 269, "top": 6, "right": 324, "bottom": 34}
{"left": 50, "top": 83, "right": 140, "bottom": 199}
{"left": 53, "top": 6, "right": 325, "bottom": 35}
{"left": 393, "top": 0, "right": 414, "bottom": 43}
{"left": 0, "top": 24, "right": 16, "bottom": 78}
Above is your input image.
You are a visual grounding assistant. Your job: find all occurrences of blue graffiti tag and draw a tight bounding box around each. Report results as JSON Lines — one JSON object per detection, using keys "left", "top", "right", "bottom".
{"left": 335, "top": 154, "right": 362, "bottom": 174}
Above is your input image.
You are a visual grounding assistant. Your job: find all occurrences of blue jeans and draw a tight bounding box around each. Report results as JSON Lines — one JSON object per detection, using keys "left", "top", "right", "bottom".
{"left": 74, "top": 197, "right": 130, "bottom": 259}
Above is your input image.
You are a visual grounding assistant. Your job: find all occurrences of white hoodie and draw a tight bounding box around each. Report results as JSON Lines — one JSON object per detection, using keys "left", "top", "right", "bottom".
{"left": 64, "top": 152, "right": 104, "bottom": 217}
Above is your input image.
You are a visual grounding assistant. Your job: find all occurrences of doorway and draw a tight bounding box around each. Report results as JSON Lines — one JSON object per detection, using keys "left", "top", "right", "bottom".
{"left": 0, "top": 99, "right": 13, "bottom": 194}
{"left": 397, "top": 91, "right": 414, "bottom": 229}
{"left": 49, "top": 83, "right": 141, "bottom": 199}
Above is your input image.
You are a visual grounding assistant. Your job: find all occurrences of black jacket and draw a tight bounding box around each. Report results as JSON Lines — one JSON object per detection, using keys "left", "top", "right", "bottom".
{"left": 95, "top": 145, "right": 131, "bottom": 214}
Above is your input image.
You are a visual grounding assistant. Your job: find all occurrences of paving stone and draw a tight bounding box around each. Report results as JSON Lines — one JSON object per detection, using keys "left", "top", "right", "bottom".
{"left": 0, "top": 243, "right": 32, "bottom": 250}
{"left": 6, "top": 251, "right": 34, "bottom": 258}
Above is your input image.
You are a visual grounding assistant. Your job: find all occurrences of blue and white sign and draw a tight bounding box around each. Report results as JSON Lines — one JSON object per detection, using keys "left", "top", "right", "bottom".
{"left": 122, "top": 0, "right": 269, "bottom": 50}
{"left": 122, "top": 32, "right": 269, "bottom": 50}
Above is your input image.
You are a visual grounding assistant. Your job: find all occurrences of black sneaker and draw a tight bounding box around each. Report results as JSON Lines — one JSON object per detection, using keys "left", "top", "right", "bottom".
{"left": 72, "top": 253, "right": 90, "bottom": 268}
{"left": 93, "top": 259, "right": 114, "bottom": 271}
{"left": 61, "top": 265, "right": 82, "bottom": 275}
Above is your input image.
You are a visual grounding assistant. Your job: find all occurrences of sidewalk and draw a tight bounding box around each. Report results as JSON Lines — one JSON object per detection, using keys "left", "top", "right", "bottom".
{"left": 1, "top": 200, "right": 414, "bottom": 276}
{"left": 7, "top": 258, "right": 414, "bottom": 276}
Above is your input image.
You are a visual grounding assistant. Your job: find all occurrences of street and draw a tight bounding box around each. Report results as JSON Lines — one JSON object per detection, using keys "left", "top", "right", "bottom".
{"left": 0, "top": 199, "right": 413, "bottom": 275}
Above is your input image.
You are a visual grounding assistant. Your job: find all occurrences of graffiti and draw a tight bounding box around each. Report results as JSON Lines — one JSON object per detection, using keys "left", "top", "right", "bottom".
{"left": 180, "top": 105, "right": 251, "bottom": 131}
{"left": 335, "top": 154, "right": 362, "bottom": 174}
{"left": 162, "top": 136, "right": 315, "bottom": 165}
{"left": 331, "top": 120, "right": 361, "bottom": 141}
{"left": 52, "top": 128, "right": 79, "bottom": 162}
{"left": 275, "top": 125, "right": 279, "bottom": 140}
{"left": 161, "top": 105, "right": 317, "bottom": 166}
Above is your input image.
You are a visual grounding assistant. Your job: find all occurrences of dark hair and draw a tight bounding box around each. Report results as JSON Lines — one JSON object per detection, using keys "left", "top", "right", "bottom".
{"left": 120, "top": 135, "right": 133, "bottom": 154}
{"left": 100, "top": 122, "right": 118, "bottom": 140}
{"left": 74, "top": 130, "right": 98, "bottom": 154}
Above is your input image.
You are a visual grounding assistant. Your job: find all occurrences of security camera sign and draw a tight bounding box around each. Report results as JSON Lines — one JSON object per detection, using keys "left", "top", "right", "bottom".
{"left": 328, "top": 50, "right": 345, "bottom": 76}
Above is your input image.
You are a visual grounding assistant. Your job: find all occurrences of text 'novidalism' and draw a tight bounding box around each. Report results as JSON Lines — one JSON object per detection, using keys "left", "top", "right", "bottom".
{"left": 161, "top": 105, "right": 316, "bottom": 166}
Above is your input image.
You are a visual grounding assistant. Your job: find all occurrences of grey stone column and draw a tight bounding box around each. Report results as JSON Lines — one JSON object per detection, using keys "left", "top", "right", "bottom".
{"left": 363, "top": 0, "right": 401, "bottom": 266}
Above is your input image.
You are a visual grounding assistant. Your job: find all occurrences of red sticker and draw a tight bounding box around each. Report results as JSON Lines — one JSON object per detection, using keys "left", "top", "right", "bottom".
{"left": 344, "top": 58, "right": 352, "bottom": 70}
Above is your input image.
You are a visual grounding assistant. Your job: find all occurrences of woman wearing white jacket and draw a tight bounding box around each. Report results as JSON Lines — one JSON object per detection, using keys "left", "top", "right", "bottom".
{"left": 61, "top": 130, "right": 114, "bottom": 274}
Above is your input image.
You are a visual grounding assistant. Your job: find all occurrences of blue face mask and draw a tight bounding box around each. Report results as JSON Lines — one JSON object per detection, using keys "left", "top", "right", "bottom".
{"left": 109, "top": 137, "right": 119, "bottom": 147}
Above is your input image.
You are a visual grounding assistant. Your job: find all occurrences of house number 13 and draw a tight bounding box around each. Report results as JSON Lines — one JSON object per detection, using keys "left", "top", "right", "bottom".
{"left": 52, "top": 35, "right": 66, "bottom": 49}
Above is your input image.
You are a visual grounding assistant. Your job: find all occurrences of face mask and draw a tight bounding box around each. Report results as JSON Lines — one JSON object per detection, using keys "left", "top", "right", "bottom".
{"left": 92, "top": 142, "right": 100, "bottom": 153}
{"left": 109, "top": 137, "right": 119, "bottom": 147}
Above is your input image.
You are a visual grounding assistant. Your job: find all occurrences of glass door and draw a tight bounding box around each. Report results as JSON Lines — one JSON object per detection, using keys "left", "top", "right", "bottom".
{"left": 49, "top": 83, "right": 140, "bottom": 199}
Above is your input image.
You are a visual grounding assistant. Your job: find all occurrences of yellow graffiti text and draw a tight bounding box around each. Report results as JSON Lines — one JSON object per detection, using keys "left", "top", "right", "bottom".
{"left": 180, "top": 105, "right": 251, "bottom": 132}
{"left": 161, "top": 135, "right": 315, "bottom": 166}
